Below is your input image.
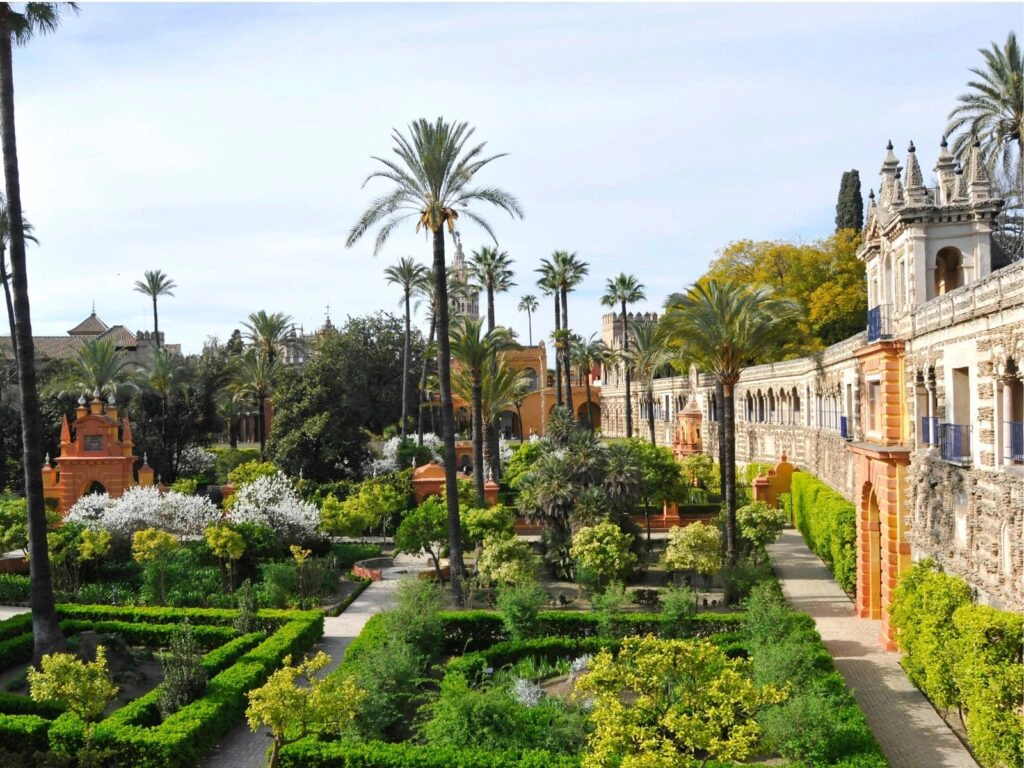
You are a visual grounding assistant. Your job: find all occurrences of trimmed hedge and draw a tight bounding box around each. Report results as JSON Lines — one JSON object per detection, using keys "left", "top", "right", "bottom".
{"left": 279, "top": 740, "right": 583, "bottom": 768}
{"left": 787, "top": 472, "right": 857, "bottom": 594}
{"left": 55, "top": 603, "right": 299, "bottom": 628}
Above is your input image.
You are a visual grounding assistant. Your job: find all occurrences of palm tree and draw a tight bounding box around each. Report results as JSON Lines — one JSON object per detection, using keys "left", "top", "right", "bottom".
{"left": 454, "top": 359, "right": 528, "bottom": 463}
{"left": 241, "top": 310, "right": 295, "bottom": 366}
{"left": 946, "top": 32, "right": 1022, "bottom": 182}
{"left": 42, "top": 338, "right": 136, "bottom": 400}
{"left": 232, "top": 348, "right": 280, "bottom": 461}
{"left": 0, "top": 197, "right": 35, "bottom": 358}
{"left": 414, "top": 267, "right": 466, "bottom": 445}
{"left": 218, "top": 391, "right": 244, "bottom": 449}
{"left": 0, "top": 0, "right": 78, "bottom": 661}
{"left": 467, "top": 245, "right": 515, "bottom": 332}
{"left": 448, "top": 316, "right": 515, "bottom": 504}
{"left": 143, "top": 348, "right": 184, "bottom": 467}
{"left": 600, "top": 273, "right": 646, "bottom": 438}
{"left": 661, "top": 280, "right": 799, "bottom": 566}
{"left": 133, "top": 270, "right": 176, "bottom": 349}
{"left": 572, "top": 334, "right": 607, "bottom": 433}
{"left": 553, "top": 251, "right": 588, "bottom": 414}
{"left": 536, "top": 259, "right": 562, "bottom": 406}
{"left": 517, "top": 294, "right": 538, "bottom": 345}
{"left": 385, "top": 256, "right": 428, "bottom": 441}
{"left": 346, "top": 117, "right": 522, "bottom": 604}
{"left": 622, "top": 320, "right": 672, "bottom": 445}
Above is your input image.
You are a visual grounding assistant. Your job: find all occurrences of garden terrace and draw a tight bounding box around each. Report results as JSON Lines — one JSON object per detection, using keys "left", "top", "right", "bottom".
{"left": 0, "top": 604, "right": 323, "bottom": 767}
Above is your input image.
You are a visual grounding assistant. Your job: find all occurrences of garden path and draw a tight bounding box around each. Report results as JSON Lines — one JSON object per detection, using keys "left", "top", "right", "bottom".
{"left": 200, "top": 580, "right": 398, "bottom": 768}
{"left": 767, "top": 528, "right": 979, "bottom": 768}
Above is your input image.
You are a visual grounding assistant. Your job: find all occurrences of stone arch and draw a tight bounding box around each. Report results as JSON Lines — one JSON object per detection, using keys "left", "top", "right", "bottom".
{"left": 577, "top": 401, "right": 600, "bottom": 430}
{"left": 497, "top": 410, "right": 520, "bottom": 440}
{"left": 934, "top": 246, "right": 963, "bottom": 296}
{"left": 521, "top": 367, "right": 539, "bottom": 391}
{"left": 82, "top": 480, "right": 107, "bottom": 497}
{"left": 859, "top": 482, "right": 883, "bottom": 620}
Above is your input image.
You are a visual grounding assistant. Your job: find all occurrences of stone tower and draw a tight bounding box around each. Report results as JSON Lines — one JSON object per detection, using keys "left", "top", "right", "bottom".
{"left": 450, "top": 232, "right": 480, "bottom": 321}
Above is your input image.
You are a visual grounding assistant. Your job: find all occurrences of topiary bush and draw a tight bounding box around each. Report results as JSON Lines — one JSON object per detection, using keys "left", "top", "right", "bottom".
{"left": 789, "top": 472, "right": 857, "bottom": 594}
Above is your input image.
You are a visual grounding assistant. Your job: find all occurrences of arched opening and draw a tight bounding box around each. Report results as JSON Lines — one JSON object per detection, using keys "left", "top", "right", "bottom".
{"left": 521, "top": 367, "right": 539, "bottom": 391}
{"left": 1005, "top": 359, "right": 1023, "bottom": 465}
{"left": 457, "top": 454, "right": 472, "bottom": 474}
{"left": 859, "top": 483, "right": 883, "bottom": 620}
{"left": 934, "top": 247, "right": 963, "bottom": 296}
{"left": 577, "top": 401, "right": 600, "bottom": 430}
{"left": 767, "top": 390, "right": 776, "bottom": 423}
{"left": 84, "top": 480, "right": 107, "bottom": 496}
{"left": 791, "top": 388, "right": 800, "bottom": 424}
{"left": 497, "top": 410, "right": 520, "bottom": 440}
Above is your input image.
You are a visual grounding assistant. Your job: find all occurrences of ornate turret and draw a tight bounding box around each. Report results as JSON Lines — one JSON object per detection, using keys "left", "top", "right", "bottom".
{"left": 953, "top": 164, "right": 968, "bottom": 202}
{"left": 968, "top": 138, "right": 991, "bottom": 202}
{"left": 904, "top": 142, "right": 927, "bottom": 204}
{"left": 934, "top": 135, "right": 957, "bottom": 204}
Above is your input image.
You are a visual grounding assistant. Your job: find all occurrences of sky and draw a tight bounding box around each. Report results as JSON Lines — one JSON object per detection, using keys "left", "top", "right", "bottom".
{"left": 8, "top": 2, "right": 1021, "bottom": 353}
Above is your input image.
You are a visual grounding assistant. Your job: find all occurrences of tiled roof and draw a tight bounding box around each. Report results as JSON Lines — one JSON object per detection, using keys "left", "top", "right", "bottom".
{"left": 97, "top": 325, "right": 137, "bottom": 348}
{"left": 0, "top": 336, "right": 86, "bottom": 359}
{"left": 67, "top": 313, "right": 109, "bottom": 336}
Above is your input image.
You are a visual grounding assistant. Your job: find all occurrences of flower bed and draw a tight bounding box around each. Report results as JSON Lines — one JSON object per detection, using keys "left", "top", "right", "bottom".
{"left": 0, "top": 604, "right": 323, "bottom": 767}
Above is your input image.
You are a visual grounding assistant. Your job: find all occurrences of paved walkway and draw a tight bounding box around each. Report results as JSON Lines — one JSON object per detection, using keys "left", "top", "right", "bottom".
{"left": 767, "top": 529, "right": 978, "bottom": 768}
{"left": 201, "top": 580, "right": 398, "bottom": 768}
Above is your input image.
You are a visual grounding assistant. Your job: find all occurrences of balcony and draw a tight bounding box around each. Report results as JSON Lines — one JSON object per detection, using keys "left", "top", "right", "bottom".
{"left": 839, "top": 415, "right": 850, "bottom": 440}
{"left": 920, "top": 415, "right": 939, "bottom": 447}
{"left": 1009, "top": 421, "right": 1024, "bottom": 463}
{"left": 867, "top": 304, "right": 892, "bottom": 343}
{"left": 939, "top": 423, "right": 972, "bottom": 466}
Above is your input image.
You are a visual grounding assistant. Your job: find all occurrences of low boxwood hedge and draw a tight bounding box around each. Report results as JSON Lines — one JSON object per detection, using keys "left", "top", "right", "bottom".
{"left": 279, "top": 739, "right": 583, "bottom": 768}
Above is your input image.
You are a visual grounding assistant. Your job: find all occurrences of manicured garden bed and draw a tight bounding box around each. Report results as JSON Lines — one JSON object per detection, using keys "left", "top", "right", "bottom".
{"left": 0, "top": 604, "right": 323, "bottom": 767}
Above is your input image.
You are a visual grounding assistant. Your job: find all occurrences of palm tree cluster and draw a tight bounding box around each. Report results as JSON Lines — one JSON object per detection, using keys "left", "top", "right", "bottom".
{"left": 537, "top": 250, "right": 589, "bottom": 414}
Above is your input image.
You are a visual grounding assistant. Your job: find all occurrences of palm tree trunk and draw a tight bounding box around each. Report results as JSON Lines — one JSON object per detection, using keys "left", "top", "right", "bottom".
{"left": 471, "top": 375, "right": 485, "bottom": 505}
{"left": 526, "top": 309, "right": 533, "bottom": 346}
{"left": 417, "top": 314, "right": 436, "bottom": 446}
{"left": 585, "top": 376, "right": 594, "bottom": 434}
{"left": 257, "top": 394, "right": 267, "bottom": 461}
{"left": 723, "top": 383, "right": 737, "bottom": 565}
{"left": 716, "top": 380, "right": 726, "bottom": 500}
{"left": 0, "top": 252, "right": 17, "bottom": 361}
{"left": 400, "top": 291, "right": 411, "bottom": 441}
{"left": 514, "top": 402, "right": 523, "bottom": 439}
{"left": 553, "top": 294, "right": 562, "bottom": 407}
{"left": 561, "top": 287, "right": 574, "bottom": 417}
{"left": 152, "top": 296, "right": 160, "bottom": 349}
{"left": 484, "top": 286, "right": 500, "bottom": 482}
{"left": 432, "top": 228, "right": 464, "bottom": 604}
{"left": 487, "top": 287, "right": 495, "bottom": 333}
{"left": 0, "top": 21, "right": 64, "bottom": 661}
{"left": 622, "top": 301, "right": 633, "bottom": 438}
{"left": 647, "top": 385, "right": 656, "bottom": 444}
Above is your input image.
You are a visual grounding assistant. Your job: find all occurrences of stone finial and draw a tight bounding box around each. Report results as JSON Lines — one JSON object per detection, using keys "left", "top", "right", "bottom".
{"left": 904, "top": 142, "right": 926, "bottom": 202}
{"left": 940, "top": 134, "right": 948, "bottom": 148}
{"left": 107, "top": 393, "right": 116, "bottom": 406}
{"left": 953, "top": 164, "right": 968, "bottom": 201}
{"left": 78, "top": 394, "right": 87, "bottom": 406}
{"left": 968, "top": 139, "right": 991, "bottom": 202}
{"left": 142, "top": 452, "right": 149, "bottom": 466}
{"left": 92, "top": 388, "right": 101, "bottom": 400}
{"left": 934, "top": 135, "right": 958, "bottom": 204}
{"left": 43, "top": 453, "right": 50, "bottom": 466}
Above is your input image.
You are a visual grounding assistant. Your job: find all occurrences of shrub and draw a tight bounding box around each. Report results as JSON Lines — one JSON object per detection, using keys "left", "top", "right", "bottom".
{"left": 211, "top": 446, "right": 261, "bottom": 484}
{"left": 0, "top": 575, "right": 29, "bottom": 604}
{"left": 158, "top": 621, "right": 208, "bottom": 718}
{"left": 66, "top": 486, "right": 221, "bottom": 542}
{"left": 591, "top": 581, "right": 630, "bottom": 639}
{"left": 722, "top": 554, "right": 775, "bottom": 603}
{"left": 330, "top": 542, "right": 382, "bottom": 571}
{"left": 662, "top": 521, "right": 723, "bottom": 579}
{"left": 226, "top": 460, "right": 280, "bottom": 490}
{"left": 789, "top": 472, "right": 857, "bottom": 594}
{"left": 476, "top": 535, "right": 539, "bottom": 587}
{"left": 228, "top": 473, "right": 321, "bottom": 545}
{"left": 496, "top": 583, "right": 547, "bottom": 641}
{"left": 660, "top": 586, "right": 696, "bottom": 638}
{"left": 888, "top": 559, "right": 972, "bottom": 710}
{"left": 259, "top": 562, "right": 299, "bottom": 609}
{"left": 170, "top": 477, "right": 200, "bottom": 496}
{"left": 760, "top": 687, "right": 880, "bottom": 766}
{"left": 569, "top": 521, "right": 637, "bottom": 591}
{"left": 463, "top": 505, "right": 516, "bottom": 548}
{"left": 383, "top": 578, "right": 443, "bottom": 658}
{"left": 736, "top": 500, "right": 788, "bottom": 551}
{"left": 321, "top": 478, "right": 405, "bottom": 538}
{"left": 344, "top": 636, "right": 423, "bottom": 740}
{"left": 234, "top": 579, "right": 261, "bottom": 634}
{"left": 132, "top": 528, "right": 180, "bottom": 605}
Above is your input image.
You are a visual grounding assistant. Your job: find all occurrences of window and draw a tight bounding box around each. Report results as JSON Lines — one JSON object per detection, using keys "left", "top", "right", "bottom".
{"left": 866, "top": 380, "right": 881, "bottom": 434}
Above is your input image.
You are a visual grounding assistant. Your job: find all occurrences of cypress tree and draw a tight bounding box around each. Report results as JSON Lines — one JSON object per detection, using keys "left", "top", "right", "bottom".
{"left": 835, "top": 169, "right": 864, "bottom": 231}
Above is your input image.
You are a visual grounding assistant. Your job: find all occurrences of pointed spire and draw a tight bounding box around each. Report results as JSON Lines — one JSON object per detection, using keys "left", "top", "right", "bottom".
{"left": 934, "top": 135, "right": 957, "bottom": 205}
{"left": 122, "top": 415, "right": 133, "bottom": 444}
{"left": 43, "top": 453, "right": 50, "bottom": 467}
{"left": 904, "top": 141, "right": 926, "bottom": 202}
{"left": 142, "top": 452, "right": 149, "bottom": 466}
{"left": 60, "top": 414, "right": 71, "bottom": 445}
{"left": 953, "top": 164, "right": 968, "bottom": 201}
{"left": 891, "top": 166, "right": 905, "bottom": 207}
{"left": 968, "top": 137, "right": 990, "bottom": 202}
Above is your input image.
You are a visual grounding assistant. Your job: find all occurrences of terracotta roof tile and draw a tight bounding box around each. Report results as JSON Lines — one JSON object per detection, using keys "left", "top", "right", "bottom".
{"left": 67, "top": 313, "right": 109, "bottom": 336}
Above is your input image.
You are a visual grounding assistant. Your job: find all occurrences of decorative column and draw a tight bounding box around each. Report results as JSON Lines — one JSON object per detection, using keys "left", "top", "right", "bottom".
{"left": 1003, "top": 375, "right": 1015, "bottom": 466}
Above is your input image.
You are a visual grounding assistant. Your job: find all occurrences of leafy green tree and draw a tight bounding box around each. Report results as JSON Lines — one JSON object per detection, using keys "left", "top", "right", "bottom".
{"left": 205, "top": 524, "right": 245, "bottom": 589}
{"left": 662, "top": 521, "right": 723, "bottom": 588}
{"left": 570, "top": 520, "right": 637, "bottom": 591}
{"left": 384, "top": 256, "right": 429, "bottom": 441}
{"left": 835, "top": 169, "right": 863, "bottom": 231}
{"left": 623, "top": 438, "right": 684, "bottom": 547}
{"left": 571, "top": 333, "right": 607, "bottom": 433}
{"left": 133, "top": 269, "right": 176, "bottom": 349}
{"left": 322, "top": 481, "right": 404, "bottom": 538}
{"left": 232, "top": 348, "right": 279, "bottom": 461}
{"left": 736, "top": 500, "right": 788, "bottom": 557}
{"left": 496, "top": 581, "right": 547, "bottom": 640}
{"left": 347, "top": 117, "right": 523, "bottom": 605}
{"left": 600, "top": 273, "right": 645, "bottom": 437}
{"left": 132, "top": 528, "right": 180, "bottom": 605}
{"left": 504, "top": 440, "right": 545, "bottom": 489}
{"left": 517, "top": 294, "right": 538, "bottom": 345}
{"left": 241, "top": 310, "right": 295, "bottom": 367}
{"left": 475, "top": 534, "right": 539, "bottom": 586}
{"left": 576, "top": 635, "right": 786, "bottom": 767}
{"left": 461, "top": 505, "right": 515, "bottom": 548}
{"left": 394, "top": 497, "right": 448, "bottom": 583}
{"left": 661, "top": 281, "right": 799, "bottom": 565}
{"left": 448, "top": 317, "right": 515, "bottom": 504}
{"left": 621, "top": 321, "right": 671, "bottom": 445}
{"left": 246, "top": 651, "right": 363, "bottom": 768}
{"left": 28, "top": 646, "right": 117, "bottom": 747}
{"left": 42, "top": 338, "right": 136, "bottom": 400}
{"left": 0, "top": 0, "right": 78, "bottom": 661}
{"left": 157, "top": 620, "right": 207, "bottom": 718}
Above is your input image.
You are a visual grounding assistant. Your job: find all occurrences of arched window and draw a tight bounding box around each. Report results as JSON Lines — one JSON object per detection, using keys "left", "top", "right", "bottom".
{"left": 934, "top": 247, "right": 963, "bottom": 296}
{"left": 521, "top": 367, "right": 539, "bottom": 391}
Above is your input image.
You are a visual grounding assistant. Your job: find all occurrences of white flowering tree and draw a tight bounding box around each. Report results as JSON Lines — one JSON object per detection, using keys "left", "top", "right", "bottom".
{"left": 361, "top": 433, "right": 443, "bottom": 477}
{"left": 66, "top": 486, "right": 220, "bottom": 541}
{"left": 227, "top": 472, "right": 321, "bottom": 544}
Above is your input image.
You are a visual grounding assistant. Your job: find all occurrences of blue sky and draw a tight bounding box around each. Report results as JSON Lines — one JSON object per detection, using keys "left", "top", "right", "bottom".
{"left": 10, "top": 2, "right": 1021, "bottom": 353}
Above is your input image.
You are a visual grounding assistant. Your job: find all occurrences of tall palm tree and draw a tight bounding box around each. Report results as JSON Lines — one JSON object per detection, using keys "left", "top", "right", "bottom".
{"left": 384, "top": 256, "right": 428, "bottom": 441}
{"left": 218, "top": 391, "right": 244, "bottom": 449}
{"left": 600, "top": 273, "right": 646, "bottom": 438}
{"left": 143, "top": 347, "right": 184, "bottom": 467}
{"left": 536, "top": 259, "right": 562, "bottom": 406}
{"left": 553, "top": 251, "right": 588, "bottom": 414}
{"left": 572, "top": 333, "right": 608, "bottom": 434}
{"left": 414, "top": 267, "right": 466, "bottom": 445}
{"left": 448, "top": 316, "right": 515, "bottom": 504}
{"left": 241, "top": 310, "right": 295, "bottom": 366}
{"left": 0, "top": 197, "right": 34, "bottom": 358}
{"left": 0, "top": 0, "right": 78, "bottom": 661}
{"left": 454, "top": 359, "right": 528, "bottom": 466}
{"left": 622, "top": 320, "right": 672, "bottom": 445}
{"left": 517, "top": 294, "right": 538, "bottom": 346}
{"left": 346, "top": 117, "right": 522, "bottom": 603}
{"left": 232, "top": 348, "right": 280, "bottom": 461}
{"left": 946, "top": 32, "right": 1022, "bottom": 182}
{"left": 42, "top": 338, "right": 136, "bottom": 400}
{"left": 467, "top": 245, "right": 515, "bottom": 332}
{"left": 661, "top": 280, "right": 799, "bottom": 565}
{"left": 133, "top": 269, "right": 176, "bottom": 349}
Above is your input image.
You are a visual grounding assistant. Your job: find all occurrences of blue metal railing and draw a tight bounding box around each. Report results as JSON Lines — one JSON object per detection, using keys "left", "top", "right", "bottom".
{"left": 840, "top": 416, "right": 850, "bottom": 440}
{"left": 867, "top": 304, "right": 892, "bottom": 343}
{"left": 1008, "top": 422, "right": 1024, "bottom": 463}
{"left": 920, "top": 416, "right": 938, "bottom": 446}
{"left": 940, "top": 423, "right": 972, "bottom": 466}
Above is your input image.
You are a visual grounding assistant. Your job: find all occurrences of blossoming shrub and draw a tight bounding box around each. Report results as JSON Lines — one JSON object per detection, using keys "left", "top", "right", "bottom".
{"left": 66, "top": 486, "right": 220, "bottom": 542}
{"left": 228, "top": 473, "right": 321, "bottom": 545}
